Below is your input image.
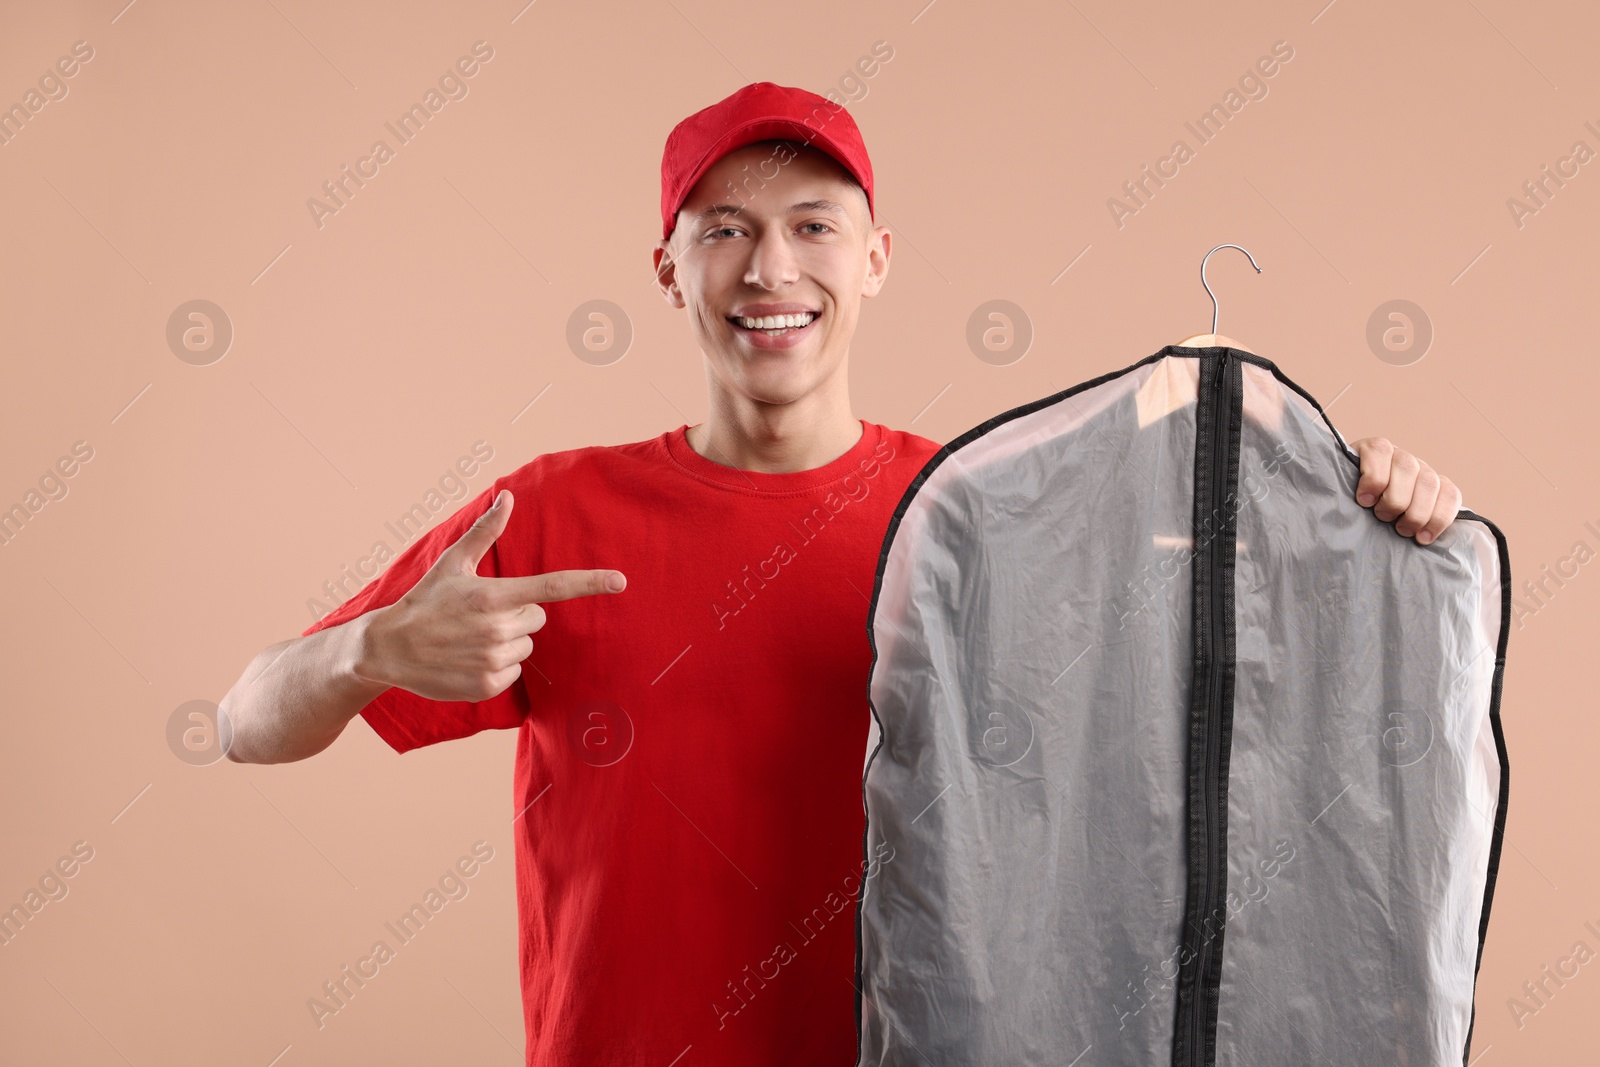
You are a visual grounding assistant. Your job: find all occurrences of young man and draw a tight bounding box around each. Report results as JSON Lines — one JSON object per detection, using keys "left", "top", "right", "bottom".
{"left": 220, "top": 82, "right": 1463, "bottom": 1065}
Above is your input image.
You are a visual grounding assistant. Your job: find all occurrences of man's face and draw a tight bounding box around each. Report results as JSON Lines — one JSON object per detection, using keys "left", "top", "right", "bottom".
{"left": 654, "top": 141, "right": 890, "bottom": 408}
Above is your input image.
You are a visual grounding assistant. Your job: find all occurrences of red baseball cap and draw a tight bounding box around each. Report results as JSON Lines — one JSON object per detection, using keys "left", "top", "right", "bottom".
{"left": 659, "top": 81, "right": 876, "bottom": 241}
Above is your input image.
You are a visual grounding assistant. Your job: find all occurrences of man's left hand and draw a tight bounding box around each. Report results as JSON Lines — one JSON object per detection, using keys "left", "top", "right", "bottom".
{"left": 1349, "top": 437, "right": 1462, "bottom": 545}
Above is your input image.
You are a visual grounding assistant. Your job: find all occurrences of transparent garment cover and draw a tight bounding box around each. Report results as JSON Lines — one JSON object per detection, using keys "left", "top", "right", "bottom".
{"left": 856, "top": 350, "right": 1508, "bottom": 1067}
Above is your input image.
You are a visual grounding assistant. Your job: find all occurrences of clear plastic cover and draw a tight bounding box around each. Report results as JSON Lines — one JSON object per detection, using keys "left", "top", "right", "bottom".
{"left": 857, "top": 351, "right": 1507, "bottom": 1067}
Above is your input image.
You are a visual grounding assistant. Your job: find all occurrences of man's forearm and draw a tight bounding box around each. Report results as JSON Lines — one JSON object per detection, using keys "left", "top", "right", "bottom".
{"left": 220, "top": 611, "right": 391, "bottom": 764}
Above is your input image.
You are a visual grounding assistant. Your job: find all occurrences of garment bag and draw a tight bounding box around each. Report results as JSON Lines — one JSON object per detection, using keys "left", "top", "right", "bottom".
{"left": 855, "top": 345, "right": 1510, "bottom": 1067}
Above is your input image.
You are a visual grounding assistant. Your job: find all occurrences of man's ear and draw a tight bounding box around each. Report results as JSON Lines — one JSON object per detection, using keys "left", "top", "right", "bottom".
{"left": 653, "top": 241, "right": 686, "bottom": 308}
{"left": 860, "top": 224, "right": 892, "bottom": 300}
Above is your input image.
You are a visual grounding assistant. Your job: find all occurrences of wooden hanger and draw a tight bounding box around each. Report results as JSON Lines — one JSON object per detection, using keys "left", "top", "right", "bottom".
{"left": 1175, "top": 243, "right": 1261, "bottom": 350}
{"left": 1139, "top": 243, "right": 1283, "bottom": 433}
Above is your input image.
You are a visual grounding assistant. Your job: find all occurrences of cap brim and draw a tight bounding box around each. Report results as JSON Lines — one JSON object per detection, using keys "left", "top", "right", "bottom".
{"left": 665, "top": 118, "right": 871, "bottom": 239}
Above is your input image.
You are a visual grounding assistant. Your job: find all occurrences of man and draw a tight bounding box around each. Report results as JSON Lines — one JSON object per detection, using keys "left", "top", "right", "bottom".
{"left": 219, "top": 82, "right": 1462, "bottom": 1065}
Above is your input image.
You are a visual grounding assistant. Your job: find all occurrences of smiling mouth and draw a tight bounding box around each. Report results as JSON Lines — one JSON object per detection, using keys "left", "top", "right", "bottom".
{"left": 727, "top": 311, "right": 820, "bottom": 337}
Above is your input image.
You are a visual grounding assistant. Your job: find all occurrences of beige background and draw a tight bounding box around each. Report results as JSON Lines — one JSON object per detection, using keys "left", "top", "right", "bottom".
{"left": 0, "top": 0, "right": 1593, "bottom": 1063}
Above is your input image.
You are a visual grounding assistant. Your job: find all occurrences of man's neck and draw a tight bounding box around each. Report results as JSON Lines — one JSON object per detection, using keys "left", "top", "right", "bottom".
{"left": 686, "top": 390, "right": 861, "bottom": 474}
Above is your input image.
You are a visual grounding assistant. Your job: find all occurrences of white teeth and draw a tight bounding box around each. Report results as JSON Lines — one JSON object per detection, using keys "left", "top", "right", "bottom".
{"left": 735, "top": 312, "right": 816, "bottom": 330}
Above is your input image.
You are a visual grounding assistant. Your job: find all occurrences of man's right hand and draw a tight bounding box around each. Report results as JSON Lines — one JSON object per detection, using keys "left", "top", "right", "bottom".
{"left": 354, "top": 489, "right": 625, "bottom": 703}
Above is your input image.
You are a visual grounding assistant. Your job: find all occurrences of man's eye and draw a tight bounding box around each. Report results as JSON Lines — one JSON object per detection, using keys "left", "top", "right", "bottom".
{"left": 802, "top": 222, "right": 833, "bottom": 234}
{"left": 709, "top": 227, "right": 742, "bottom": 239}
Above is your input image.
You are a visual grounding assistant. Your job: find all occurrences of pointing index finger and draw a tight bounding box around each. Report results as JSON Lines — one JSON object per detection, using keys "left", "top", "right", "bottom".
{"left": 490, "top": 569, "right": 627, "bottom": 606}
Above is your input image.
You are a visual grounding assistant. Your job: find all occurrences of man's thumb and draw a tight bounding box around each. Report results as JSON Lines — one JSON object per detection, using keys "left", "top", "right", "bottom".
{"left": 444, "top": 488, "right": 513, "bottom": 571}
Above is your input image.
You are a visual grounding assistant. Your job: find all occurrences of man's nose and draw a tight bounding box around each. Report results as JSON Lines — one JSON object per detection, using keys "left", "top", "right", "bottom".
{"left": 744, "top": 227, "right": 801, "bottom": 289}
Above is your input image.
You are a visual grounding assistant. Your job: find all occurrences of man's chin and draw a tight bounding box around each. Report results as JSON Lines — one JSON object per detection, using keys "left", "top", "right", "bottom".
{"left": 735, "top": 382, "right": 814, "bottom": 408}
{"left": 705, "top": 345, "right": 842, "bottom": 405}
{"left": 722, "top": 367, "right": 821, "bottom": 407}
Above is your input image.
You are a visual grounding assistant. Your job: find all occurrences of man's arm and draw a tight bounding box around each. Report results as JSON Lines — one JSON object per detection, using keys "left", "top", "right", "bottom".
{"left": 220, "top": 489, "right": 625, "bottom": 765}
{"left": 1348, "top": 437, "right": 1464, "bottom": 545}
{"left": 219, "top": 614, "right": 391, "bottom": 764}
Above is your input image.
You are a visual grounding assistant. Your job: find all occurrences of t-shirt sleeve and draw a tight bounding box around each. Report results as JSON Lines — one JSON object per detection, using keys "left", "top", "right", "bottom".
{"left": 300, "top": 478, "right": 531, "bottom": 754}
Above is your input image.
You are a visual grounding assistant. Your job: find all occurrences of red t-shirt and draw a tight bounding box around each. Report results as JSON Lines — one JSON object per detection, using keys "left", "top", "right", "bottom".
{"left": 301, "top": 419, "right": 941, "bottom": 1066}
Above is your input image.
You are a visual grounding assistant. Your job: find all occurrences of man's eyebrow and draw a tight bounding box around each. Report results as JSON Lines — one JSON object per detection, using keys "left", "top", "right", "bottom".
{"left": 690, "top": 199, "right": 851, "bottom": 222}
{"left": 787, "top": 199, "right": 850, "bottom": 215}
{"left": 692, "top": 204, "right": 747, "bottom": 222}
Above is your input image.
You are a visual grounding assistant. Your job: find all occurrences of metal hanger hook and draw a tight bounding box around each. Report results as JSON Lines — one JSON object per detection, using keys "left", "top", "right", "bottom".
{"left": 1200, "top": 244, "right": 1263, "bottom": 335}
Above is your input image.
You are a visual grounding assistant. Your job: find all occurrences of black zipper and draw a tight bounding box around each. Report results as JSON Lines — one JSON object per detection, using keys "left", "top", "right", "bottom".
{"left": 1174, "top": 351, "right": 1241, "bottom": 1067}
